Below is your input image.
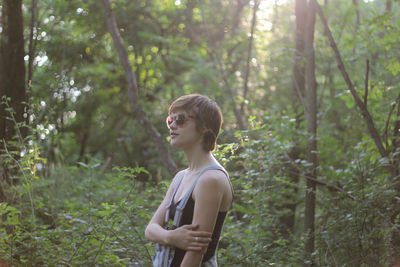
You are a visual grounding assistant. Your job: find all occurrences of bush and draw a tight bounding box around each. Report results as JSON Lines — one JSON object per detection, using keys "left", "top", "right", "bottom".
{"left": 0, "top": 156, "right": 164, "bottom": 266}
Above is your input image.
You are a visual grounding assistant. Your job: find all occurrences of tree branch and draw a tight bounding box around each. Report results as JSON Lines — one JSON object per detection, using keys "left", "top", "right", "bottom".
{"left": 101, "top": 0, "right": 177, "bottom": 175}
{"left": 390, "top": 93, "right": 400, "bottom": 151}
{"left": 284, "top": 153, "right": 355, "bottom": 200}
{"left": 384, "top": 94, "right": 400, "bottom": 150}
{"left": 314, "top": 0, "right": 388, "bottom": 161}
{"left": 364, "top": 59, "right": 369, "bottom": 106}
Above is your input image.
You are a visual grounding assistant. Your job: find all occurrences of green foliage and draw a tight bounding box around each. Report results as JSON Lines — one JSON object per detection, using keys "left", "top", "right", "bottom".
{"left": 214, "top": 117, "right": 307, "bottom": 266}
{"left": 0, "top": 158, "right": 163, "bottom": 265}
{"left": 1, "top": 0, "right": 398, "bottom": 265}
{"left": 214, "top": 114, "right": 399, "bottom": 266}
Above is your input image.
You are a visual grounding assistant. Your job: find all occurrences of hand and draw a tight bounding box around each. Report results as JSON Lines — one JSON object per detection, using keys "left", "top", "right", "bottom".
{"left": 169, "top": 224, "right": 212, "bottom": 252}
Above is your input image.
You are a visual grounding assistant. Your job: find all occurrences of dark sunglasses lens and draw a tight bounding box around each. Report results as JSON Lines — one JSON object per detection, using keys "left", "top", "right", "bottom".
{"left": 176, "top": 115, "right": 185, "bottom": 126}
{"left": 166, "top": 114, "right": 187, "bottom": 127}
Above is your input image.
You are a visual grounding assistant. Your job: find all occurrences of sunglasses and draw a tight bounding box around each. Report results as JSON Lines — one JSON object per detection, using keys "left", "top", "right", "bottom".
{"left": 166, "top": 114, "right": 194, "bottom": 127}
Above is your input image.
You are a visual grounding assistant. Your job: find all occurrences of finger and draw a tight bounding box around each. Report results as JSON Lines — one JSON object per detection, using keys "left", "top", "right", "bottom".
{"left": 187, "top": 246, "right": 202, "bottom": 251}
{"left": 194, "top": 231, "right": 212, "bottom": 238}
{"left": 192, "top": 235, "right": 211, "bottom": 243}
{"left": 197, "top": 237, "right": 211, "bottom": 244}
{"left": 183, "top": 224, "right": 199, "bottom": 230}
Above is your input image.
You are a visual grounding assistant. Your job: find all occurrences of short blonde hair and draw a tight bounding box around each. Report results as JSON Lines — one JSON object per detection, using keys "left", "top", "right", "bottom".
{"left": 169, "top": 94, "right": 222, "bottom": 151}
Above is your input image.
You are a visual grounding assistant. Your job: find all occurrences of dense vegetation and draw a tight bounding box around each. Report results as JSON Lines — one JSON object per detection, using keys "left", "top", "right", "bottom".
{"left": 0, "top": 0, "right": 399, "bottom": 266}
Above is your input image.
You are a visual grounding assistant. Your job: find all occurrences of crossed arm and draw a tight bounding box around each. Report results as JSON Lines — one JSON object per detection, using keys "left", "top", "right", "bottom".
{"left": 180, "top": 174, "right": 223, "bottom": 266}
{"left": 145, "top": 172, "right": 224, "bottom": 267}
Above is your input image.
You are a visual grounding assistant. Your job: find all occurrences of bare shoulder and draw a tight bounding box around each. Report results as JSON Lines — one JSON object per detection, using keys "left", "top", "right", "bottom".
{"left": 197, "top": 169, "right": 229, "bottom": 190}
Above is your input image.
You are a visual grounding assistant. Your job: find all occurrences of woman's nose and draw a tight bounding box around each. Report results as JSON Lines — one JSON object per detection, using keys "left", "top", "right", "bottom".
{"left": 169, "top": 121, "right": 177, "bottom": 129}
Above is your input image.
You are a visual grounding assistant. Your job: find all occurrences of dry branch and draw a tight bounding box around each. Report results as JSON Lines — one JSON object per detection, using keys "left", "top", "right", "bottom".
{"left": 314, "top": 0, "right": 388, "bottom": 160}
{"left": 364, "top": 59, "right": 369, "bottom": 106}
{"left": 102, "top": 0, "right": 177, "bottom": 175}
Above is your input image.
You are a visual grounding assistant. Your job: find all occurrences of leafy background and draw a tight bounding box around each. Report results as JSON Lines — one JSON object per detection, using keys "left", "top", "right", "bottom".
{"left": 1, "top": 0, "right": 400, "bottom": 266}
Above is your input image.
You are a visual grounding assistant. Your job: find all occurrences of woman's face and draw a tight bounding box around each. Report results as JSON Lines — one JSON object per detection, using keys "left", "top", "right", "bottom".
{"left": 166, "top": 110, "right": 203, "bottom": 150}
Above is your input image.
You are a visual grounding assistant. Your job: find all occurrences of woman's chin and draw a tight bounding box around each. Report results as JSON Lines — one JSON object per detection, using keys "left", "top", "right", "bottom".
{"left": 170, "top": 140, "right": 182, "bottom": 149}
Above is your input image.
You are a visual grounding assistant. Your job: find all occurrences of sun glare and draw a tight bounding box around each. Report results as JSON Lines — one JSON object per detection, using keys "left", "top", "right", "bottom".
{"left": 257, "top": 0, "right": 288, "bottom": 31}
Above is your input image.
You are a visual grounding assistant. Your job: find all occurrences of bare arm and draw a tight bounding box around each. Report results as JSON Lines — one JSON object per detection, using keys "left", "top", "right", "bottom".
{"left": 144, "top": 174, "right": 176, "bottom": 245}
{"left": 145, "top": 171, "right": 212, "bottom": 251}
{"left": 180, "top": 172, "right": 224, "bottom": 267}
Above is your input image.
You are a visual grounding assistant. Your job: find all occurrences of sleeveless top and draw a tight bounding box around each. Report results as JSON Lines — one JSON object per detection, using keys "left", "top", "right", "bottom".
{"left": 168, "top": 167, "right": 232, "bottom": 266}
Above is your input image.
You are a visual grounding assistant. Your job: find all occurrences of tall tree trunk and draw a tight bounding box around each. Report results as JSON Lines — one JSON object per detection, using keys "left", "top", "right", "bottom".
{"left": 292, "top": 0, "right": 307, "bottom": 111}
{"left": 351, "top": 0, "right": 360, "bottom": 57}
{"left": 101, "top": 0, "right": 177, "bottom": 175}
{"left": 371, "top": 0, "right": 392, "bottom": 77}
{"left": 304, "top": 0, "right": 318, "bottom": 265}
{"left": 271, "top": 0, "right": 279, "bottom": 33}
{"left": 0, "top": 0, "right": 27, "bottom": 203}
{"left": 240, "top": 0, "right": 259, "bottom": 115}
{"left": 0, "top": 0, "right": 4, "bottom": 203}
{"left": 27, "top": 0, "right": 38, "bottom": 90}
{"left": 230, "top": 0, "right": 249, "bottom": 38}
{"left": 393, "top": 97, "right": 400, "bottom": 179}
{"left": 278, "top": 0, "right": 307, "bottom": 238}
{"left": 0, "top": 0, "right": 27, "bottom": 141}
{"left": 0, "top": 0, "right": 4, "bottom": 142}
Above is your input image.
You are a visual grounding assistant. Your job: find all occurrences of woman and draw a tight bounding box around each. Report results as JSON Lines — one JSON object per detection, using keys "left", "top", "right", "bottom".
{"left": 145, "top": 94, "right": 233, "bottom": 267}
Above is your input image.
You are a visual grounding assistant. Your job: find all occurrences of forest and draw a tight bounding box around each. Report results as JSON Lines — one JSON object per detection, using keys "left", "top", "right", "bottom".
{"left": 0, "top": 0, "right": 399, "bottom": 266}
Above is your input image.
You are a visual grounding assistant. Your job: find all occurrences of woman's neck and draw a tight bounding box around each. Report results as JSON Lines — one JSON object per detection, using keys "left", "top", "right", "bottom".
{"left": 184, "top": 147, "right": 216, "bottom": 172}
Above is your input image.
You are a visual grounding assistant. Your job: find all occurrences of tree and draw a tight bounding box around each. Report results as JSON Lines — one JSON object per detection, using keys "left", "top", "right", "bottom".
{"left": 101, "top": 0, "right": 177, "bottom": 175}
{"left": 278, "top": 0, "right": 307, "bottom": 238}
{"left": 315, "top": 0, "right": 400, "bottom": 261}
{"left": 0, "top": 0, "right": 27, "bottom": 141}
{"left": 0, "top": 0, "right": 27, "bottom": 202}
{"left": 303, "top": 0, "right": 318, "bottom": 264}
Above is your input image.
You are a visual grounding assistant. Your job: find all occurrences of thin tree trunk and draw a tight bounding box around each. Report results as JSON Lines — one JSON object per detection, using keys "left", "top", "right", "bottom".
{"left": 352, "top": 0, "right": 360, "bottom": 31}
{"left": 314, "top": 0, "right": 394, "bottom": 174}
{"left": 199, "top": 3, "right": 245, "bottom": 130}
{"left": 304, "top": 0, "right": 318, "bottom": 264}
{"left": 27, "top": 0, "right": 37, "bottom": 89}
{"left": 230, "top": 0, "right": 249, "bottom": 38}
{"left": 0, "top": 0, "right": 4, "bottom": 141}
{"left": 0, "top": 0, "right": 6, "bottom": 204}
{"left": 351, "top": 0, "right": 360, "bottom": 57}
{"left": 393, "top": 98, "right": 400, "bottom": 177}
{"left": 101, "top": 0, "right": 177, "bottom": 175}
{"left": 292, "top": 0, "right": 307, "bottom": 111}
{"left": 278, "top": 0, "right": 307, "bottom": 238}
{"left": 78, "top": 124, "right": 90, "bottom": 164}
{"left": 271, "top": 0, "right": 279, "bottom": 33}
{"left": 240, "top": 0, "right": 259, "bottom": 115}
{"left": 386, "top": 0, "right": 392, "bottom": 12}
{"left": 327, "top": 67, "right": 344, "bottom": 134}
{"left": 371, "top": 0, "right": 392, "bottom": 77}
